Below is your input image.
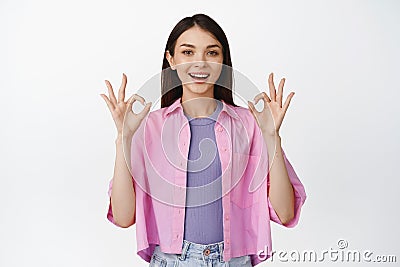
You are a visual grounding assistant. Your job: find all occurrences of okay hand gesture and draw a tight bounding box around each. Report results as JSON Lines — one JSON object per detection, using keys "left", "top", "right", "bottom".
{"left": 100, "top": 73, "right": 152, "bottom": 138}
{"left": 247, "top": 73, "right": 295, "bottom": 136}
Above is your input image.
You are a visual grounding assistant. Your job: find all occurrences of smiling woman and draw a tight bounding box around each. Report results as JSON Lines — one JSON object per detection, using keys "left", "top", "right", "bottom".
{"left": 101, "top": 13, "right": 307, "bottom": 267}
{"left": 160, "top": 14, "right": 237, "bottom": 114}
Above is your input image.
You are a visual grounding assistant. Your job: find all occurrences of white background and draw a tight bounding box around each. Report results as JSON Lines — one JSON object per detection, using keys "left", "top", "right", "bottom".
{"left": 1, "top": 0, "right": 399, "bottom": 266}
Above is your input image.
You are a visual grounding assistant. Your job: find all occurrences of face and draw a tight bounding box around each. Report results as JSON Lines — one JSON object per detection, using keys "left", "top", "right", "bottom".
{"left": 165, "top": 26, "right": 224, "bottom": 97}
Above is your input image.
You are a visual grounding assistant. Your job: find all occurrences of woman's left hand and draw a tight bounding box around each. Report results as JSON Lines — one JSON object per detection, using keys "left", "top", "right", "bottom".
{"left": 247, "top": 72, "right": 295, "bottom": 136}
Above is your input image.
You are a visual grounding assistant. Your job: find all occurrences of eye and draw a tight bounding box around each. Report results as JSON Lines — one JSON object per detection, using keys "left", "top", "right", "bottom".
{"left": 182, "top": 50, "right": 193, "bottom": 55}
{"left": 208, "top": 50, "right": 219, "bottom": 56}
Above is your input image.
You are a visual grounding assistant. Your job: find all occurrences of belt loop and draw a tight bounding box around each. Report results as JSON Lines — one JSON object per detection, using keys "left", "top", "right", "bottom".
{"left": 218, "top": 241, "right": 224, "bottom": 263}
{"left": 178, "top": 240, "right": 189, "bottom": 261}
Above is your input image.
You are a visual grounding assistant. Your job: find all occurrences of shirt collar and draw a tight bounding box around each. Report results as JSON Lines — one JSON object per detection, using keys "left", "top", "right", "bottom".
{"left": 164, "top": 97, "right": 239, "bottom": 120}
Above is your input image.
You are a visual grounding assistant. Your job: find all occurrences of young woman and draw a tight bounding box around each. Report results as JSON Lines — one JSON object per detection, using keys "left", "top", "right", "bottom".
{"left": 101, "top": 13, "right": 306, "bottom": 267}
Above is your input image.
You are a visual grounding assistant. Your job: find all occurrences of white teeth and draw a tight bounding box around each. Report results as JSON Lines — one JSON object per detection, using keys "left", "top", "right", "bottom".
{"left": 189, "top": 73, "right": 209, "bottom": 78}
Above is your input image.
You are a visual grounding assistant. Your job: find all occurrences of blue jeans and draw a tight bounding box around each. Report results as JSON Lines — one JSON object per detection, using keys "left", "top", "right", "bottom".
{"left": 149, "top": 239, "right": 252, "bottom": 266}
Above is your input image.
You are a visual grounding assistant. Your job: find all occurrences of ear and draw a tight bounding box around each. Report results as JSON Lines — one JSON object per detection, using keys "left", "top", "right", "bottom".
{"left": 165, "top": 50, "right": 176, "bottom": 70}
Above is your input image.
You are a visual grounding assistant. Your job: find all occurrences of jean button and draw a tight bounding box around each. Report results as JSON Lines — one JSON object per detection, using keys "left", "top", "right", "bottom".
{"left": 203, "top": 248, "right": 211, "bottom": 256}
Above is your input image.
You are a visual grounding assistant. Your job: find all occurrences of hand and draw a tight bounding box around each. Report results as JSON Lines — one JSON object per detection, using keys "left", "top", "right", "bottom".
{"left": 100, "top": 73, "right": 152, "bottom": 138}
{"left": 247, "top": 73, "right": 295, "bottom": 136}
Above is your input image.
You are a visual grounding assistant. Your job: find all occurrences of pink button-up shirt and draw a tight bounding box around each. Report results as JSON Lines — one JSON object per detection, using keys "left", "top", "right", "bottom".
{"left": 106, "top": 97, "right": 307, "bottom": 266}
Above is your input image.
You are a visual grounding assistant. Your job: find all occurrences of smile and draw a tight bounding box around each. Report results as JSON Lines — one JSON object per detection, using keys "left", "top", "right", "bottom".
{"left": 188, "top": 72, "right": 210, "bottom": 80}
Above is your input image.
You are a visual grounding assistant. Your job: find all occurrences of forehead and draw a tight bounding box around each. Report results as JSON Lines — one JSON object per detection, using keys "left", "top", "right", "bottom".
{"left": 176, "top": 26, "right": 221, "bottom": 48}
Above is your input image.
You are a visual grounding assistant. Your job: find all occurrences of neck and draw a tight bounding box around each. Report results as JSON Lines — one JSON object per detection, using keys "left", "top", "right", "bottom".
{"left": 181, "top": 87, "right": 217, "bottom": 118}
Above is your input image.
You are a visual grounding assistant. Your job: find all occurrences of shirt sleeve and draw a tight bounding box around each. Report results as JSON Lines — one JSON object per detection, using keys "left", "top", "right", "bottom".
{"left": 106, "top": 178, "right": 117, "bottom": 225}
{"left": 267, "top": 147, "right": 307, "bottom": 228}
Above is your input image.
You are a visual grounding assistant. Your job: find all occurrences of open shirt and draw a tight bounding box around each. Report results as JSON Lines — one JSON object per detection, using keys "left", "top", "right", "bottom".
{"left": 106, "top": 97, "right": 307, "bottom": 266}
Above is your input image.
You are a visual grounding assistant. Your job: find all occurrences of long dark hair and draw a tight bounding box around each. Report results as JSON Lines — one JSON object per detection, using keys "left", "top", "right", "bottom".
{"left": 161, "top": 13, "right": 238, "bottom": 108}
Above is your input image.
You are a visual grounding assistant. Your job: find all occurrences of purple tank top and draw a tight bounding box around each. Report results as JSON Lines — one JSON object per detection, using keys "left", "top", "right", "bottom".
{"left": 183, "top": 99, "right": 224, "bottom": 244}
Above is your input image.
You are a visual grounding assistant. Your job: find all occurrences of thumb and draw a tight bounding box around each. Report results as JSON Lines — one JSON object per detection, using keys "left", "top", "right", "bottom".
{"left": 247, "top": 100, "right": 256, "bottom": 116}
{"left": 138, "top": 102, "right": 152, "bottom": 118}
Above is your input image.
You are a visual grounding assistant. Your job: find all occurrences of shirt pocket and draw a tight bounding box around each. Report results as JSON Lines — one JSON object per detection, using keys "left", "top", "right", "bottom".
{"left": 230, "top": 152, "right": 261, "bottom": 209}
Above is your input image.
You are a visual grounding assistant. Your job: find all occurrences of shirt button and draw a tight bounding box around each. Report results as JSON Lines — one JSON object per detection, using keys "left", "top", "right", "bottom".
{"left": 218, "top": 127, "right": 223, "bottom": 132}
{"left": 223, "top": 147, "right": 227, "bottom": 152}
{"left": 226, "top": 240, "right": 230, "bottom": 245}
{"left": 225, "top": 215, "right": 229, "bottom": 220}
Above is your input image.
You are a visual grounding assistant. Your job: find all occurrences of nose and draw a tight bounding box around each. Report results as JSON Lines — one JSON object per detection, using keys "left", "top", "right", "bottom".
{"left": 193, "top": 53, "right": 207, "bottom": 68}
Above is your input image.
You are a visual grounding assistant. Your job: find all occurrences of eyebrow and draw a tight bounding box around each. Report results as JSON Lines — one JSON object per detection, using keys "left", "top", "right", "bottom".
{"left": 179, "top": 43, "right": 221, "bottom": 49}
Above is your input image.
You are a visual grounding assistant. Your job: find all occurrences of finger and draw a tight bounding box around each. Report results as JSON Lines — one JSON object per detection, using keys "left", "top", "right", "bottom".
{"left": 262, "top": 92, "right": 271, "bottom": 103}
{"left": 138, "top": 102, "right": 152, "bottom": 118}
{"left": 105, "top": 80, "right": 118, "bottom": 107}
{"left": 126, "top": 94, "right": 137, "bottom": 113}
{"left": 131, "top": 93, "right": 146, "bottom": 106}
{"left": 248, "top": 101, "right": 262, "bottom": 128}
{"left": 282, "top": 92, "right": 295, "bottom": 116}
{"left": 247, "top": 100, "right": 257, "bottom": 115}
{"left": 268, "top": 72, "right": 276, "bottom": 102}
{"left": 100, "top": 93, "right": 115, "bottom": 111}
{"left": 118, "top": 73, "right": 127, "bottom": 102}
{"left": 254, "top": 92, "right": 270, "bottom": 105}
{"left": 253, "top": 92, "right": 264, "bottom": 105}
{"left": 142, "top": 102, "right": 152, "bottom": 113}
{"left": 253, "top": 92, "right": 270, "bottom": 112}
{"left": 277, "top": 77, "right": 285, "bottom": 108}
{"left": 126, "top": 94, "right": 147, "bottom": 115}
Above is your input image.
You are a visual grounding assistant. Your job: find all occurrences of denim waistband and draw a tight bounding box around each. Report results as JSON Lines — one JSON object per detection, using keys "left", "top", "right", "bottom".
{"left": 178, "top": 239, "right": 225, "bottom": 264}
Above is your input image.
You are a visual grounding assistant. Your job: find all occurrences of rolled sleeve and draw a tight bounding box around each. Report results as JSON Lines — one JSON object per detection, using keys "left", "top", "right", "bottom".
{"left": 267, "top": 148, "right": 307, "bottom": 228}
{"left": 106, "top": 178, "right": 119, "bottom": 226}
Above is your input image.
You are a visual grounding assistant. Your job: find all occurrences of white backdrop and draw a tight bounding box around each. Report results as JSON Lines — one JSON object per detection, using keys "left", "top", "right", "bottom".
{"left": 1, "top": 0, "right": 399, "bottom": 266}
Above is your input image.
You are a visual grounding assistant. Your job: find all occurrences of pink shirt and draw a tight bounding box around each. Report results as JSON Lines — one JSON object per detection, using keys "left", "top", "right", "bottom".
{"left": 106, "top": 97, "right": 307, "bottom": 266}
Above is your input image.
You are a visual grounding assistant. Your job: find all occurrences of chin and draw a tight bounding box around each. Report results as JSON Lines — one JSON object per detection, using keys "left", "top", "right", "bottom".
{"left": 185, "top": 83, "right": 214, "bottom": 95}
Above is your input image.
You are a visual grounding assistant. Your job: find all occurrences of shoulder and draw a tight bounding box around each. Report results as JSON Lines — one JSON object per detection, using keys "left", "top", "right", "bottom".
{"left": 229, "top": 104, "right": 257, "bottom": 128}
{"left": 231, "top": 105, "right": 251, "bottom": 117}
{"left": 143, "top": 106, "right": 169, "bottom": 124}
{"left": 146, "top": 105, "right": 179, "bottom": 121}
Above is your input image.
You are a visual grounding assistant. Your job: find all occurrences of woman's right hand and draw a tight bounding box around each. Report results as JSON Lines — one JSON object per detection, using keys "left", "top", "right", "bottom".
{"left": 100, "top": 73, "right": 152, "bottom": 138}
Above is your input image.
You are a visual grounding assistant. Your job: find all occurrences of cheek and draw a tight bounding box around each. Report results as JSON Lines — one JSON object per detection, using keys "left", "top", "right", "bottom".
{"left": 210, "top": 63, "right": 223, "bottom": 79}
{"left": 175, "top": 65, "right": 191, "bottom": 84}
{"left": 173, "top": 54, "right": 190, "bottom": 65}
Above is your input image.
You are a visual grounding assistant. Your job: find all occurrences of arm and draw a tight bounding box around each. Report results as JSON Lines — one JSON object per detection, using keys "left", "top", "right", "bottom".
{"left": 108, "top": 133, "right": 136, "bottom": 228}
{"left": 264, "top": 132, "right": 295, "bottom": 225}
{"left": 101, "top": 74, "right": 151, "bottom": 229}
{"left": 247, "top": 72, "right": 306, "bottom": 227}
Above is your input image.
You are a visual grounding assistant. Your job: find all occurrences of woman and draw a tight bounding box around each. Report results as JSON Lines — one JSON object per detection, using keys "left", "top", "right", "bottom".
{"left": 100, "top": 13, "right": 306, "bottom": 267}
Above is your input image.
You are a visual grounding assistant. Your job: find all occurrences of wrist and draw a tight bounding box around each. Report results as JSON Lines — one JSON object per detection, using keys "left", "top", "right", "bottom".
{"left": 115, "top": 134, "right": 123, "bottom": 145}
{"left": 115, "top": 133, "right": 126, "bottom": 144}
{"left": 262, "top": 129, "right": 280, "bottom": 138}
{"left": 115, "top": 132, "right": 131, "bottom": 145}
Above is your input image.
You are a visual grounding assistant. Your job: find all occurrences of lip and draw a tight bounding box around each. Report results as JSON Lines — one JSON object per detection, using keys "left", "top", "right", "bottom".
{"left": 188, "top": 72, "right": 210, "bottom": 83}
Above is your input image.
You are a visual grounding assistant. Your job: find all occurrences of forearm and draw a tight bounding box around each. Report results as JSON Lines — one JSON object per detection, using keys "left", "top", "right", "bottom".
{"left": 110, "top": 134, "right": 136, "bottom": 227}
{"left": 263, "top": 132, "right": 295, "bottom": 224}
